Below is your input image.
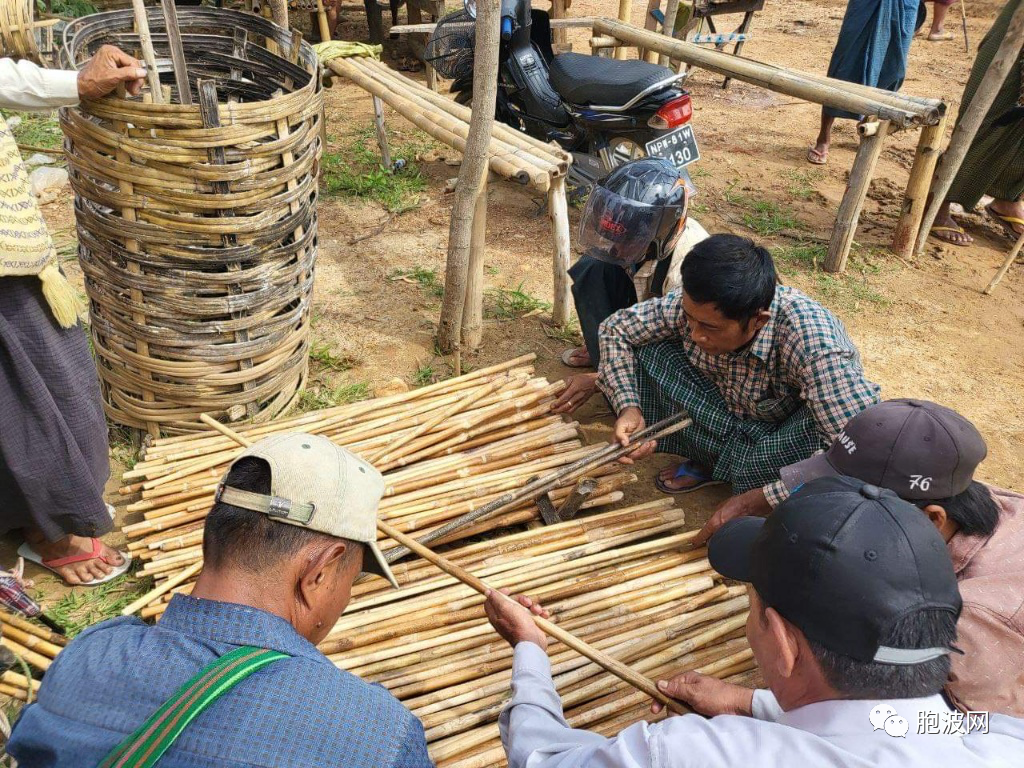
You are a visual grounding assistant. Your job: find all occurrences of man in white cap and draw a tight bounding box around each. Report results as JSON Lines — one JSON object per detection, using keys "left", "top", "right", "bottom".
{"left": 7, "top": 433, "right": 432, "bottom": 768}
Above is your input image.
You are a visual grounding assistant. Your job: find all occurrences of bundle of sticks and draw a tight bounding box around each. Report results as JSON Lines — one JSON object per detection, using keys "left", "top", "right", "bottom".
{"left": 0, "top": 609, "right": 64, "bottom": 699}
{"left": 119, "top": 355, "right": 638, "bottom": 618}
{"left": 328, "top": 500, "right": 758, "bottom": 767}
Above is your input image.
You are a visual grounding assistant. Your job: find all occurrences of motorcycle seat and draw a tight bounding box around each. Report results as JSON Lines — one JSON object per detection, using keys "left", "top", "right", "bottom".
{"left": 548, "top": 52, "right": 675, "bottom": 107}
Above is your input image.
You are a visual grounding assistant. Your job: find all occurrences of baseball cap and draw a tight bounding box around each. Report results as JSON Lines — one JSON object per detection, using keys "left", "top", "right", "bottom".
{"left": 709, "top": 475, "right": 962, "bottom": 664}
{"left": 216, "top": 433, "right": 398, "bottom": 588}
{"left": 780, "top": 399, "right": 987, "bottom": 501}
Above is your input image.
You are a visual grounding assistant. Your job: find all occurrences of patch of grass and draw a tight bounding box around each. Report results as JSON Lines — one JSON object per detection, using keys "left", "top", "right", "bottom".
{"left": 543, "top": 316, "right": 583, "bottom": 343}
{"left": 690, "top": 200, "right": 710, "bottom": 216}
{"left": 412, "top": 362, "right": 440, "bottom": 386}
{"left": 322, "top": 125, "right": 436, "bottom": 212}
{"left": 297, "top": 380, "right": 371, "bottom": 411}
{"left": 741, "top": 198, "right": 802, "bottom": 236}
{"left": 6, "top": 113, "right": 62, "bottom": 150}
{"left": 389, "top": 266, "right": 445, "bottom": 298}
{"left": 45, "top": 573, "right": 153, "bottom": 638}
{"left": 309, "top": 340, "right": 356, "bottom": 372}
{"left": 784, "top": 169, "right": 822, "bottom": 200}
{"left": 108, "top": 426, "right": 140, "bottom": 470}
{"left": 484, "top": 264, "right": 499, "bottom": 276}
{"left": 486, "top": 283, "right": 551, "bottom": 320}
{"left": 688, "top": 165, "right": 711, "bottom": 180}
{"left": 773, "top": 243, "right": 889, "bottom": 313}
{"left": 40, "top": 0, "right": 97, "bottom": 15}
{"left": 772, "top": 243, "right": 827, "bottom": 271}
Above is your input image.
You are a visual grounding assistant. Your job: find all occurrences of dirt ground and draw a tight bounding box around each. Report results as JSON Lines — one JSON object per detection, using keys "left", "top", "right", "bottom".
{"left": 10, "top": 0, "right": 1024, "bottom": 613}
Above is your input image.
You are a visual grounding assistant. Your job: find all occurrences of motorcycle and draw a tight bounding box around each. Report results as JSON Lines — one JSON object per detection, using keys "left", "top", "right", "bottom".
{"left": 425, "top": 0, "right": 701, "bottom": 192}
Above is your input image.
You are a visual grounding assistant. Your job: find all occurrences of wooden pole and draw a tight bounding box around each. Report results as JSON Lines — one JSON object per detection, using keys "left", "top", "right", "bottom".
{"left": 983, "top": 229, "right": 1024, "bottom": 294}
{"left": 616, "top": 0, "right": 633, "bottom": 59}
{"left": 592, "top": 18, "right": 935, "bottom": 127}
{"left": 914, "top": 2, "right": 1024, "bottom": 256}
{"left": 824, "top": 120, "right": 890, "bottom": 273}
{"left": 375, "top": 519, "right": 688, "bottom": 715}
{"left": 462, "top": 170, "right": 489, "bottom": 351}
{"left": 372, "top": 96, "right": 392, "bottom": 169}
{"left": 892, "top": 112, "right": 948, "bottom": 259}
{"left": 551, "top": 0, "right": 567, "bottom": 48}
{"left": 437, "top": 0, "right": 501, "bottom": 357}
{"left": 548, "top": 176, "right": 572, "bottom": 326}
{"left": 657, "top": 0, "right": 680, "bottom": 67}
{"left": 129, "top": 0, "right": 163, "bottom": 103}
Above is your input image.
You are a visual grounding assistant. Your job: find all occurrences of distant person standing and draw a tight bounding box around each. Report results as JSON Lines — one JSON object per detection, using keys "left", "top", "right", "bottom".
{"left": 921, "top": 0, "right": 958, "bottom": 42}
{"left": 930, "top": 0, "right": 1024, "bottom": 246}
{"left": 807, "top": 0, "right": 919, "bottom": 164}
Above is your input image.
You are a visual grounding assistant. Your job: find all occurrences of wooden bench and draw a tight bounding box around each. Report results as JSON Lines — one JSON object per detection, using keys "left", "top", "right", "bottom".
{"left": 325, "top": 55, "right": 574, "bottom": 324}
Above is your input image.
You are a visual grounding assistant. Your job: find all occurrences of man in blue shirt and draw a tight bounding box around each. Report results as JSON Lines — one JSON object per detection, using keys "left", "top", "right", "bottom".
{"left": 7, "top": 433, "right": 433, "bottom": 767}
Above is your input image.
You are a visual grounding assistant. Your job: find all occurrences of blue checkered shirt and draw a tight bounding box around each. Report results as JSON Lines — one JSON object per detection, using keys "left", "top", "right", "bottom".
{"left": 598, "top": 286, "right": 880, "bottom": 504}
{"left": 7, "top": 594, "right": 433, "bottom": 768}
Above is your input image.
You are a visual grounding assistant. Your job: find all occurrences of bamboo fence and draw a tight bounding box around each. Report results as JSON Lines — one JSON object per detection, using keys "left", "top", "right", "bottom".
{"left": 327, "top": 500, "right": 758, "bottom": 766}
{"left": 60, "top": 8, "right": 323, "bottom": 436}
{"left": 0, "top": 0, "right": 59, "bottom": 66}
{"left": 119, "top": 355, "right": 638, "bottom": 618}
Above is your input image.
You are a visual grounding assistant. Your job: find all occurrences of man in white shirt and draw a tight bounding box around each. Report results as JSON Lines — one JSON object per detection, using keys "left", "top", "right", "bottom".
{"left": 1, "top": 47, "right": 145, "bottom": 586}
{"left": 484, "top": 476, "right": 1024, "bottom": 767}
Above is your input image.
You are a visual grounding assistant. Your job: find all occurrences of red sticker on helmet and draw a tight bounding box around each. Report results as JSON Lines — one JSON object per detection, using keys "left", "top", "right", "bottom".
{"left": 599, "top": 213, "right": 626, "bottom": 236}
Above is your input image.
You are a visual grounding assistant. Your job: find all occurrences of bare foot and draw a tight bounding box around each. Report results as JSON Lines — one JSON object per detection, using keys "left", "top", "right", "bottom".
{"left": 807, "top": 145, "right": 828, "bottom": 165}
{"left": 561, "top": 346, "right": 593, "bottom": 368}
{"left": 931, "top": 208, "right": 973, "bottom": 246}
{"left": 24, "top": 531, "right": 125, "bottom": 586}
{"left": 656, "top": 461, "right": 711, "bottom": 492}
{"left": 988, "top": 199, "right": 1024, "bottom": 235}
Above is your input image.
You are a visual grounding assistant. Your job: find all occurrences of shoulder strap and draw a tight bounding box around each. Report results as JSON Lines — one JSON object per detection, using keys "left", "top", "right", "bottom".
{"left": 97, "top": 645, "right": 288, "bottom": 768}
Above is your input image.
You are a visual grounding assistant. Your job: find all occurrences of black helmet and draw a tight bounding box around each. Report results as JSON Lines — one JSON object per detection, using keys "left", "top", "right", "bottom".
{"left": 579, "top": 158, "right": 689, "bottom": 268}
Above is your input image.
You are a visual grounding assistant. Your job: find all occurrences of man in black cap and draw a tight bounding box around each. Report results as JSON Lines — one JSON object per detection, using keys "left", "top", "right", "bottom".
{"left": 700, "top": 399, "right": 1024, "bottom": 717}
{"left": 485, "top": 476, "right": 1024, "bottom": 768}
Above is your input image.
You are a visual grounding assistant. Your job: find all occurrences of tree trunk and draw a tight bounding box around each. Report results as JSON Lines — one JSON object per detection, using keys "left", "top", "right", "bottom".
{"left": 437, "top": 0, "right": 501, "bottom": 356}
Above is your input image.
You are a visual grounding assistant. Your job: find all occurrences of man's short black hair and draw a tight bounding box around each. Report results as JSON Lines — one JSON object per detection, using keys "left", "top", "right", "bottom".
{"left": 915, "top": 480, "right": 1000, "bottom": 538}
{"left": 681, "top": 234, "right": 777, "bottom": 322}
{"left": 203, "top": 457, "right": 360, "bottom": 573}
{"left": 807, "top": 609, "right": 956, "bottom": 700}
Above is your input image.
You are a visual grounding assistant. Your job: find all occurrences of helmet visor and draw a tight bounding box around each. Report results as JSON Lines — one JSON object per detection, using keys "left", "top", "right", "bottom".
{"left": 579, "top": 185, "right": 682, "bottom": 267}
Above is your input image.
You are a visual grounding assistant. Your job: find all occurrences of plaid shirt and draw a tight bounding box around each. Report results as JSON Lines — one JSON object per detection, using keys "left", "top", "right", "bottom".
{"left": 597, "top": 287, "right": 880, "bottom": 503}
{"left": 7, "top": 594, "right": 433, "bottom": 768}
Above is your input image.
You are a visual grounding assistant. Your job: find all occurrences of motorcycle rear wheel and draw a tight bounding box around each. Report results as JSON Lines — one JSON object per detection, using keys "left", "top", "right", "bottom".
{"left": 600, "top": 137, "right": 648, "bottom": 171}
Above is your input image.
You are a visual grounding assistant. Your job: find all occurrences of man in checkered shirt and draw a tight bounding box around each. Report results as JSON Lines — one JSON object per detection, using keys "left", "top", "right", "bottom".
{"left": 556, "top": 234, "right": 880, "bottom": 527}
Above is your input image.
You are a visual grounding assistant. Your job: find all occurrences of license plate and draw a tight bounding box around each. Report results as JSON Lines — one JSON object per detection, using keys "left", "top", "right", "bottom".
{"left": 646, "top": 125, "right": 700, "bottom": 168}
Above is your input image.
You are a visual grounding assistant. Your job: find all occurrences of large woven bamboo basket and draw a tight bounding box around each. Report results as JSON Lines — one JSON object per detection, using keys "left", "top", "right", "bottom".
{"left": 61, "top": 8, "right": 323, "bottom": 435}
{"left": 0, "top": 0, "right": 59, "bottom": 65}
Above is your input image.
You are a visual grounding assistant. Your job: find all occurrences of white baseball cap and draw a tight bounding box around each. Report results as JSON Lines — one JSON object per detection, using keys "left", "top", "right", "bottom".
{"left": 216, "top": 432, "right": 398, "bottom": 588}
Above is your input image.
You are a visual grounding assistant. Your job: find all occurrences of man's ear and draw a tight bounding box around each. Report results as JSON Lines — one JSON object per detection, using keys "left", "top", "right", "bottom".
{"left": 765, "top": 606, "right": 800, "bottom": 679}
{"left": 297, "top": 541, "right": 350, "bottom": 608}
{"left": 751, "top": 309, "right": 771, "bottom": 332}
{"left": 922, "top": 504, "right": 957, "bottom": 541}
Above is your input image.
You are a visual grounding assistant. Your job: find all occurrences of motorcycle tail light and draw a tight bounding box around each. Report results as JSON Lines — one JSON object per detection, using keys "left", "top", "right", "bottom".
{"left": 648, "top": 94, "right": 693, "bottom": 130}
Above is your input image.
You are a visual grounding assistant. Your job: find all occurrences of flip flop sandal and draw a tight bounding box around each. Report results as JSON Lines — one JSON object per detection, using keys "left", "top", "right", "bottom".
{"left": 806, "top": 147, "right": 828, "bottom": 165}
{"left": 929, "top": 225, "right": 972, "bottom": 246}
{"left": 654, "top": 461, "right": 726, "bottom": 495}
{"left": 927, "top": 31, "right": 954, "bottom": 41}
{"left": 560, "top": 347, "right": 593, "bottom": 369}
{"left": 18, "top": 538, "right": 132, "bottom": 586}
{"left": 985, "top": 204, "right": 1024, "bottom": 240}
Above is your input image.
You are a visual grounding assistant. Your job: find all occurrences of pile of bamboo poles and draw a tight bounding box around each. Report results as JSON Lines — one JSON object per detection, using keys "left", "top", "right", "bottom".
{"left": 0, "top": 609, "right": 65, "bottom": 700}
{"left": 120, "top": 355, "right": 637, "bottom": 618}
{"left": 327, "top": 500, "right": 757, "bottom": 767}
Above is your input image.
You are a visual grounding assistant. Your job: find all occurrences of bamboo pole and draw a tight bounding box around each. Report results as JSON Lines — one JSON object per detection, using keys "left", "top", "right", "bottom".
{"left": 892, "top": 111, "right": 948, "bottom": 259}
{"left": 984, "top": 228, "right": 1024, "bottom": 294}
{"left": 592, "top": 18, "right": 935, "bottom": 127}
{"left": 914, "top": 1, "right": 1024, "bottom": 256}
{"left": 129, "top": 1, "right": 164, "bottom": 103}
{"left": 824, "top": 120, "right": 890, "bottom": 272}
{"left": 548, "top": 176, "right": 572, "bottom": 326}
{"left": 122, "top": 560, "right": 203, "bottom": 615}
{"left": 376, "top": 519, "right": 687, "bottom": 715}
{"left": 616, "top": 0, "right": 633, "bottom": 59}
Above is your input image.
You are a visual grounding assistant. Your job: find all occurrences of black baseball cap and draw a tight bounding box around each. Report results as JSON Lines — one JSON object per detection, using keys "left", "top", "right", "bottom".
{"left": 780, "top": 399, "right": 987, "bottom": 501}
{"left": 709, "top": 475, "right": 962, "bottom": 664}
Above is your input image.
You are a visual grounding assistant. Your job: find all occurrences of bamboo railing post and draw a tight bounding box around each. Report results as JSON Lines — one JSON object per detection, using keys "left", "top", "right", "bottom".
{"left": 657, "top": 0, "right": 680, "bottom": 67}
{"left": 892, "top": 112, "right": 948, "bottom": 259}
{"left": 616, "top": 0, "right": 633, "bottom": 59}
{"left": 914, "top": 2, "right": 1024, "bottom": 257}
{"left": 549, "top": 175, "right": 572, "bottom": 327}
{"left": 376, "top": 519, "right": 688, "bottom": 715}
{"left": 372, "top": 95, "right": 392, "bottom": 169}
{"left": 551, "top": 0, "right": 567, "bottom": 49}
{"left": 983, "top": 229, "right": 1024, "bottom": 294}
{"left": 824, "top": 119, "right": 890, "bottom": 273}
